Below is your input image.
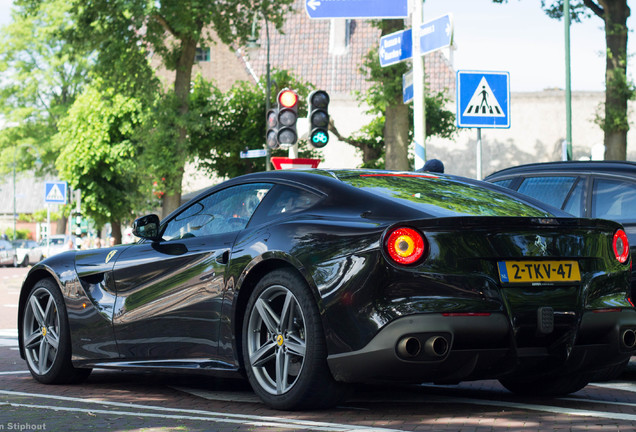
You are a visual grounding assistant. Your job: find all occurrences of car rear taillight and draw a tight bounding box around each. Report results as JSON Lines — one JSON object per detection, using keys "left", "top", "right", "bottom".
{"left": 385, "top": 227, "right": 427, "bottom": 265}
{"left": 613, "top": 229, "right": 630, "bottom": 264}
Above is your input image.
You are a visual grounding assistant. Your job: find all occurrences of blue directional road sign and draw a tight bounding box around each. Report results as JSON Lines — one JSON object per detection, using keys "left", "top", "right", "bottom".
{"left": 403, "top": 70, "right": 413, "bottom": 104}
{"left": 456, "top": 70, "right": 510, "bottom": 128}
{"left": 306, "top": 0, "right": 408, "bottom": 19}
{"left": 380, "top": 14, "right": 454, "bottom": 67}
{"left": 420, "top": 14, "right": 453, "bottom": 56}
{"left": 44, "top": 181, "right": 68, "bottom": 204}
{"left": 380, "top": 28, "right": 412, "bottom": 67}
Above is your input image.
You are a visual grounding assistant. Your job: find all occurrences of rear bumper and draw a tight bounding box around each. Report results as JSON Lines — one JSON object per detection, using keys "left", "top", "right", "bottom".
{"left": 327, "top": 310, "right": 636, "bottom": 383}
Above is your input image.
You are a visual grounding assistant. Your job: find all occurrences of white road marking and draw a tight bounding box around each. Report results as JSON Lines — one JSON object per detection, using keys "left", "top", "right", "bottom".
{"left": 589, "top": 382, "right": 636, "bottom": 394}
{"left": 2, "top": 304, "right": 18, "bottom": 308}
{"left": 0, "top": 390, "right": 401, "bottom": 432}
{"left": 0, "top": 370, "right": 29, "bottom": 375}
{"left": 0, "top": 329, "right": 18, "bottom": 337}
{"left": 435, "top": 395, "right": 636, "bottom": 422}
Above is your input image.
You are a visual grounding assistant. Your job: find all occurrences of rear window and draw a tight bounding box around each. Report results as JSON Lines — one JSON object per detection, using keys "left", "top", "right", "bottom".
{"left": 338, "top": 173, "right": 551, "bottom": 217}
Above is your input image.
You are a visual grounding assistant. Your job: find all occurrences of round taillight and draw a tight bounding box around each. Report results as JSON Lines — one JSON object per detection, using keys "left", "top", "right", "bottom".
{"left": 386, "top": 227, "right": 426, "bottom": 265}
{"left": 613, "top": 229, "right": 630, "bottom": 264}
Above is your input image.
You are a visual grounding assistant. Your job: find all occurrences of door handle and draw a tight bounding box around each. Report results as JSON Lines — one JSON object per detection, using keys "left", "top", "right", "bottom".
{"left": 215, "top": 249, "right": 230, "bottom": 265}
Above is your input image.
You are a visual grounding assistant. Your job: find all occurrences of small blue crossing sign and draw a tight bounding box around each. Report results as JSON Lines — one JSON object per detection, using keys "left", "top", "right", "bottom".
{"left": 44, "top": 181, "right": 68, "bottom": 204}
{"left": 456, "top": 70, "right": 510, "bottom": 128}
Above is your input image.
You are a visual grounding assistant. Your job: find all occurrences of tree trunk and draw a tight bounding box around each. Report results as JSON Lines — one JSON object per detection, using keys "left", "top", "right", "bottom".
{"left": 110, "top": 219, "right": 122, "bottom": 245}
{"left": 384, "top": 104, "right": 410, "bottom": 170}
{"left": 161, "top": 34, "right": 198, "bottom": 217}
{"left": 600, "top": 0, "right": 630, "bottom": 160}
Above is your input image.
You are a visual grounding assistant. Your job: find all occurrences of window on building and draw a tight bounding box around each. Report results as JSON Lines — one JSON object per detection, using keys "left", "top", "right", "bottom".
{"left": 195, "top": 47, "right": 210, "bottom": 62}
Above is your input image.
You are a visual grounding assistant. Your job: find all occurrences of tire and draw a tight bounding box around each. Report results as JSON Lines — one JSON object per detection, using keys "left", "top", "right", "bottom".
{"left": 242, "top": 269, "right": 348, "bottom": 410}
{"left": 22, "top": 256, "right": 29, "bottom": 267}
{"left": 21, "top": 278, "right": 92, "bottom": 384}
{"left": 499, "top": 372, "right": 592, "bottom": 396}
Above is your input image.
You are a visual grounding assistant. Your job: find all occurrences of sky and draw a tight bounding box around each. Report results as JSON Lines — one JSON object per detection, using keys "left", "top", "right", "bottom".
{"left": 0, "top": 0, "right": 632, "bottom": 92}
{"left": 423, "top": 0, "right": 632, "bottom": 92}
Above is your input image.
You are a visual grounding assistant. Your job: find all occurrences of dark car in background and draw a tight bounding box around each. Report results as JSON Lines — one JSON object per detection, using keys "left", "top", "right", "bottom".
{"left": 485, "top": 160, "right": 636, "bottom": 272}
{"left": 17, "top": 169, "right": 635, "bottom": 410}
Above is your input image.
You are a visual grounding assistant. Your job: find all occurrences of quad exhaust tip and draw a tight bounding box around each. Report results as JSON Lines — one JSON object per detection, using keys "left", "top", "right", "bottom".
{"left": 397, "top": 336, "right": 449, "bottom": 359}
{"left": 622, "top": 329, "right": 636, "bottom": 349}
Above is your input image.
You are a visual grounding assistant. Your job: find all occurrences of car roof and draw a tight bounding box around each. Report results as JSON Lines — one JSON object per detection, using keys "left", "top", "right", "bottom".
{"left": 485, "top": 160, "right": 636, "bottom": 181}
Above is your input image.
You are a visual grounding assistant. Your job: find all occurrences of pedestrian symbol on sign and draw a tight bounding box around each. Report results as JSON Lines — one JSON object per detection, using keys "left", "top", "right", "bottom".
{"left": 462, "top": 77, "right": 505, "bottom": 117}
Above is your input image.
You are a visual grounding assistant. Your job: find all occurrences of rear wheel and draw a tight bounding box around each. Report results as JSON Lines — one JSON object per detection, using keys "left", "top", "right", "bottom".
{"left": 22, "top": 278, "right": 91, "bottom": 384}
{"left": 242, "top": 269, "right": 348, "bottom": 410}
{"left": 22, "top": 256, "right": 29, "bottom": 267}
{"left": 499, "top": 372, "right": 591, "bottom": 396}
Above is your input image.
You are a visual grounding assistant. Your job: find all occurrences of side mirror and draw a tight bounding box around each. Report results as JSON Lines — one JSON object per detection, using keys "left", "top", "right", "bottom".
{"left": 132, "top": 214, "right": 161, "bottom": 241}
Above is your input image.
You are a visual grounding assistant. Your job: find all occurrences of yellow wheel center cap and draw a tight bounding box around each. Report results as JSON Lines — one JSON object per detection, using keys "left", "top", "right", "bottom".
{"left": 276, "top": 334, "right": 284, "bottom": 346}
{"left": 41, "top": 327, "right": 47, "bottom": 337}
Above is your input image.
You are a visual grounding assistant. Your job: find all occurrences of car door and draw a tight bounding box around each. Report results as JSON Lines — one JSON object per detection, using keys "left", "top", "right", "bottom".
{"left": 111, "top": 183, "right": 272, "bottom": 361}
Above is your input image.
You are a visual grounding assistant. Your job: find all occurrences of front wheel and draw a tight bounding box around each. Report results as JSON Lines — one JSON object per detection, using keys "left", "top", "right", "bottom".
{"left": 21, "top": 278, "right": 91, "bottom": 384}
{"left": 242, "top": 269, "right": 348, "bottom": 410}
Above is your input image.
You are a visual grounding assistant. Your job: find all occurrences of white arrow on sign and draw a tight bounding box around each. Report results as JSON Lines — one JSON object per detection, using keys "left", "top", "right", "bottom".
{"left": 307, "top": 0, "right": 320, "bottom": 11}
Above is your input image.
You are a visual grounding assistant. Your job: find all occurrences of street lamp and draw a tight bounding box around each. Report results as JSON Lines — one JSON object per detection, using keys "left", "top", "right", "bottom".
{"left": 247, "top": 11, "right": 272, "bottom": 171}
{"left": 13, "top": 144, "right": 41, "bottom": 241}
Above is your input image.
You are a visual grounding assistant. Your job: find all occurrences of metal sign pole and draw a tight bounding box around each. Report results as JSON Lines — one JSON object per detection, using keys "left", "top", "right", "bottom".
{"left": 476, "top": 128, "right": 482, "bottom": 180}
{"left": 46, "top": 204, "right": 51, "bottom": 257}
{"left": 412, "top": 0, "right": 426, "bottom": 170}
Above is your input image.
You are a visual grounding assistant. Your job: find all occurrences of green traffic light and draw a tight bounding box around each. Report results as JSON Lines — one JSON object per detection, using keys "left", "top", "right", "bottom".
{"left": 311, "top": 130, "right": 329, "bottom": 147}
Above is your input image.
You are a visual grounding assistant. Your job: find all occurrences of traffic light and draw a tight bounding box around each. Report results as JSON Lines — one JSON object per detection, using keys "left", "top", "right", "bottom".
{"left": 265, "top": 108, "right": 279, "bottom": 150}
{"left": 308, "top": 90, "right": 330, "bottom": 148}
{"left": 276, "top": 89, "right": 299, "bottom": 146}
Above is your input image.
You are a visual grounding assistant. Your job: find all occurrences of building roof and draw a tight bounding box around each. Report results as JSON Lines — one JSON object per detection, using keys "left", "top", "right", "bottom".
{"left": 240, "top": 0, "right": 455, "bottom": 96}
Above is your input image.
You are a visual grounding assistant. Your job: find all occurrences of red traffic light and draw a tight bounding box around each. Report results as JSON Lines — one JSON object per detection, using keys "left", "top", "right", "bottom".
{"left": 278, "top": 90, "right": 298, "bottom": 108}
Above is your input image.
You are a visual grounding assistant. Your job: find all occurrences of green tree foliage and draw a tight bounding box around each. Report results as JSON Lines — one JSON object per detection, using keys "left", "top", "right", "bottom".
{"left": 0, "top": 0, "right": 91, "bottom": 176}
{"left": 188, "top": 70, "right": 318, "bottom": 180}
{"left": 55, "top": 85, "right": 147, "bottom": 243}
{"left": 494, "top": 0, "right": 633, "bottom": 160}
{"left": 70, "top": 0, "right": 295, "bottom": 217}
{"left": 332, "top": 21, "right": 456, "bottom": 170}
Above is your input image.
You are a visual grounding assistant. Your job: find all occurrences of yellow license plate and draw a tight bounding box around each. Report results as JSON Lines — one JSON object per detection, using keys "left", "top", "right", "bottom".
{"left": 497, "top": 260, "right": 581, "bottom": 284}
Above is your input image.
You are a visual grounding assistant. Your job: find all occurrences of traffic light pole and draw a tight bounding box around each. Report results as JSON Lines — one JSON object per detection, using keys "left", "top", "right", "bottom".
{"left": 265, "top": 13, "right": 272, "bottom": 171}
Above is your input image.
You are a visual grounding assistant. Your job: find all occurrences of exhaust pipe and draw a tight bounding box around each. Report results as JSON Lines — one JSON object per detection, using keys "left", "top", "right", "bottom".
{"left": 397, "top": 337, "right": 421, "bottom": 358}
{"left": 622, "top": 329, "right": 636, "bottom": 349}
{"left": 424, "top": 336, "right": 449, "bottom": 358}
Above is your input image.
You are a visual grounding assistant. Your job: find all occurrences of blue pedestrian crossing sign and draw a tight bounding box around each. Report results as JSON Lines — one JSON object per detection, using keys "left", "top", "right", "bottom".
{"left": 456, "top": 70, "right": 510, "bottom": 128}
{"left": 44, "top": 181, "right": 68, "bottom": 204}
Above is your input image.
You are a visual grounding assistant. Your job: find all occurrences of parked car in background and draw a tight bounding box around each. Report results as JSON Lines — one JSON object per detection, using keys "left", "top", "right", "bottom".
{"left": 12, "top": 240, "right": 44, "bottom": 267}
{"left": 0, "top": 239, "right": 17, "bottom": 267}
{"left": 40, "top": 234, "right": 78, "bottom": 258}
